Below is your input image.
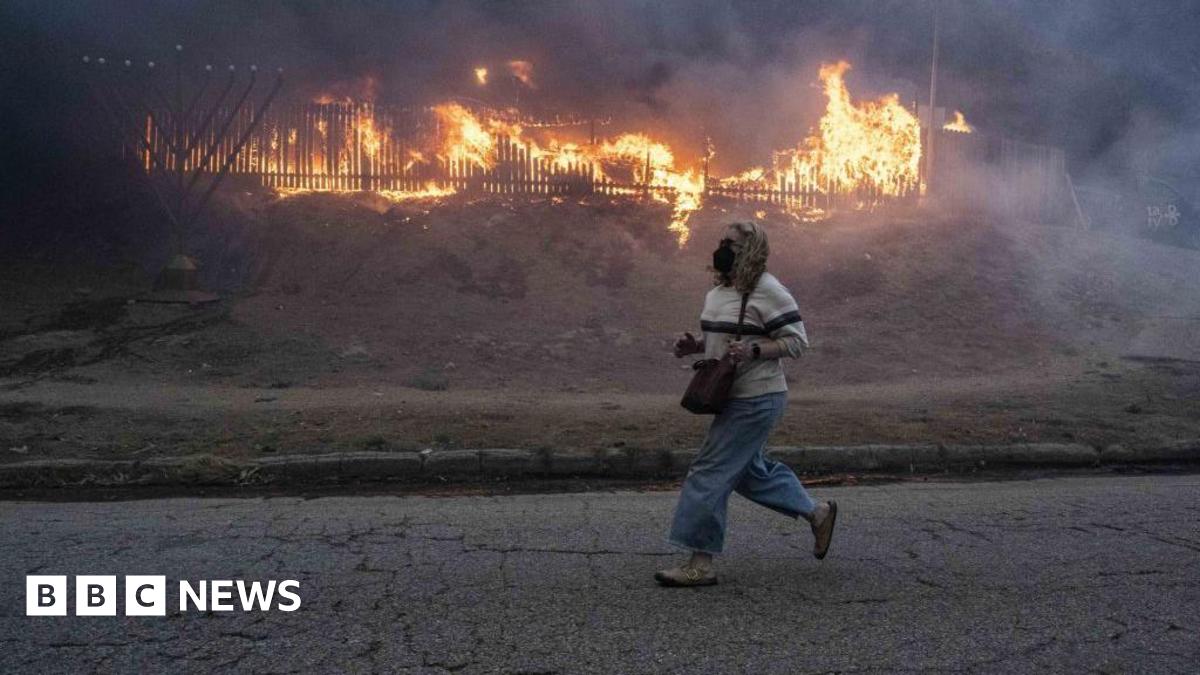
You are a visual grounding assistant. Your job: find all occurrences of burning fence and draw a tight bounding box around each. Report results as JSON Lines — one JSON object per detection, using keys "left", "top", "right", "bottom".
{"left": 712, "top": 61, "right": 922, "bottom": 211}
{"left": 118, "top": 58, "right": 1066, "bottom": 245}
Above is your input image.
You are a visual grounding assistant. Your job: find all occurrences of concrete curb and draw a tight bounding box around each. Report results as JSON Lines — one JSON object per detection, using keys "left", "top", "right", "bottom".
{"left": 0, "top": 441, "right": 1197, "bottom": 489}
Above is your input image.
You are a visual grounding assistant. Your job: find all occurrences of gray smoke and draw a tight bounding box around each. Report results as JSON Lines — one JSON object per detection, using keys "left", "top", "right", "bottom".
{"left": 3, "top": 1, "right": 1199, "bottom": 210}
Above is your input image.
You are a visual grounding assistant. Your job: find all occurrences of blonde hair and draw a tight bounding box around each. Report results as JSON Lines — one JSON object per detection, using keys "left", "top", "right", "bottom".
{"left": 712, "top": 221, "right": 769, "bottom": 294}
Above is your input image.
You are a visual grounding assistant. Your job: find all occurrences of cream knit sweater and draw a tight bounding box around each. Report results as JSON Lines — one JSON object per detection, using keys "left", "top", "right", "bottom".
{"left": 698, "top": 271, "right": 809, "bottom": 398}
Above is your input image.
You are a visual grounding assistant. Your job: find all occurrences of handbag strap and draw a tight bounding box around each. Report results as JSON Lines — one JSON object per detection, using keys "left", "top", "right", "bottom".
{"left": 734, "top": 292, "right": 750, "bottom": 341}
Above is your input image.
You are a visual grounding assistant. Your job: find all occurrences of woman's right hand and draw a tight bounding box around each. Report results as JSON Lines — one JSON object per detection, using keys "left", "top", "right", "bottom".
{"left": 673, "top": 332, "right": 701, "bottom": 358}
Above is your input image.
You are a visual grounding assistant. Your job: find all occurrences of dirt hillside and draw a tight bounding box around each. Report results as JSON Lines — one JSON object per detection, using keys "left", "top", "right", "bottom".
{"left": 195, "top": 192, "right": 1199, "bottom": 393}
{"left": 4, "top": 191, "right": 1199, "bottom": 392}
{"left": 2, "top": 192, "right": 1198, "bottom": 460}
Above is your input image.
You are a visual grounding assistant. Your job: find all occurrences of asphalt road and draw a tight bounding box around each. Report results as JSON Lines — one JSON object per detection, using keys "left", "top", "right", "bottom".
{"left": 2, "top": 474, "right": 1198, "bottom": 673}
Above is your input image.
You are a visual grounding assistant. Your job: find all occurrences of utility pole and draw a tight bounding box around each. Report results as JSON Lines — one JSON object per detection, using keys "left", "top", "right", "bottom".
{"left": 926, "top": 0, "right": 940, "bottom": 195}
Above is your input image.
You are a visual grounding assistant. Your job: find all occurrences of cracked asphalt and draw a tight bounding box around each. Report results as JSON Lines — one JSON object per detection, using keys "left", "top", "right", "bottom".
{"left": 2, "top": 473, "right": 1198, "bottom": 673}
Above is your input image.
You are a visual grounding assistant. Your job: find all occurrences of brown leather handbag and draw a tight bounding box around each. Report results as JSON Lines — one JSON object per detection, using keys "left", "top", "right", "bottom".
{"left": 681, "top": 292, "right": 750, "bottom": 414}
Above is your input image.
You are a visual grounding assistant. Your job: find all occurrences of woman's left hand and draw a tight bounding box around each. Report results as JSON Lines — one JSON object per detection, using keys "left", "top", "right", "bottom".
{"left": 724, "top": 340, "right": 751, "bottom": 363}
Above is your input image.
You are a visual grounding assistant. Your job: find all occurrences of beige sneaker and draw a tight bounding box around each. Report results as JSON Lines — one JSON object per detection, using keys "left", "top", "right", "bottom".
{"left": 654, "top": 562, "right": 718, "bottom": 587}
{"left": 812, "top": 500, "right": 838, "bottom": 560}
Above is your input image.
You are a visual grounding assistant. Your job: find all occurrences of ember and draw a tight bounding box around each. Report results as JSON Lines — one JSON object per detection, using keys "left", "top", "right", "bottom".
{"left": 507, "top": 60, "right": 535, "bottom": 88}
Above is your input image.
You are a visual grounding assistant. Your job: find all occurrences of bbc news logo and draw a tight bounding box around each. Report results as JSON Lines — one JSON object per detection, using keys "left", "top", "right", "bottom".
{"left": 26, "top": 576, "right": 301, "bottom": 616}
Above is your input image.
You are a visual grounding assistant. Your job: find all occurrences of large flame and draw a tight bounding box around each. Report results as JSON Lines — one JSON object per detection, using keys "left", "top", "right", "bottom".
{"left": 429, "top": 105, "right": 703, "bottom": 244}
{"left": 779, "top": 61, "right": 922, "bottom": 196}
{"left": 712, "top": 61, "right": 922, "bottom": 206}
{"left": 214, "top": 60, "right": 925, "bottom": 246}
{"left": 432, "top": 102, "right": 524, "bottom": 170}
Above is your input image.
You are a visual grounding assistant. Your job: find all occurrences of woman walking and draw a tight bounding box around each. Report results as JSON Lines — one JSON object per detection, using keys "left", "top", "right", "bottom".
{"left": 656, "top": 221, "right": 837, "bottom": 587}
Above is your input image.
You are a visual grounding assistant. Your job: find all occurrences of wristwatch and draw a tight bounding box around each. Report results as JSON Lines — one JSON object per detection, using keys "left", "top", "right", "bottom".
{"left": 751, "top": 343, "right": 761, "bottom": 360}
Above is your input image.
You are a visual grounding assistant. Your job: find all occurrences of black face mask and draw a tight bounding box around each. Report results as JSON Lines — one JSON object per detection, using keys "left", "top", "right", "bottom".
{"left": 713, "top": 237, "right": 736, "bottom": 275}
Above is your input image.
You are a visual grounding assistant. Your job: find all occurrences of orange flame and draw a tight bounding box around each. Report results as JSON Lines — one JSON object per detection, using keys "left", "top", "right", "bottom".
{"left": 712, "top": 61, "right": 922, "bottom": 207}
{"left": 433, "top": 102, "right": 524, "bottom": 170}
{"left": 785, "top": 61, "right": 922, "bottom": 196}
{"left": 312, "top": 93, "right": 350, "bottom": 105}
{"left": 403, "top": 150, "right": 426, "bottom": 172}
{"left": 359, "top": 111, "right": 386, "bottom": 161}
{"left": 428, "top": 104, "right": 703, "bottom": 244}
{"left": 218, "top": 60, "right": 922, "bottom": 242}
{"left": 276, "top": 182, "right": 455, "bottom": 203}
{"left": 589, "top": 134, "right": 701, "bottom": 243}
{"left": 718, "top": 166, "right": 768, "bottom": 188}
{"left": 312, "top": 117, "right": 328, "bottom": 174}
{"left": 943, "top": 110, "right": 973, "bottom": 133}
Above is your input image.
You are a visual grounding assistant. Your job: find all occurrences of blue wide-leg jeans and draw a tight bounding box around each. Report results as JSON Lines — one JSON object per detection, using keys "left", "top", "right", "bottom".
{"left": 668, "top": 391, "right": 817, "bottom": 554}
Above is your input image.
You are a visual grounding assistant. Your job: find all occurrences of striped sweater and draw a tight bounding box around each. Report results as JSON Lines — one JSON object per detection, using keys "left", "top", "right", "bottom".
{"left": 699, "top": 271, "right": 809, "bottom": 398}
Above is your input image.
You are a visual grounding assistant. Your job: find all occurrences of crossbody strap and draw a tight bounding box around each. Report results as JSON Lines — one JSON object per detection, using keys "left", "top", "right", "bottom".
{"left": 734, "top": 292, "right": 750, "bottom": 341}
